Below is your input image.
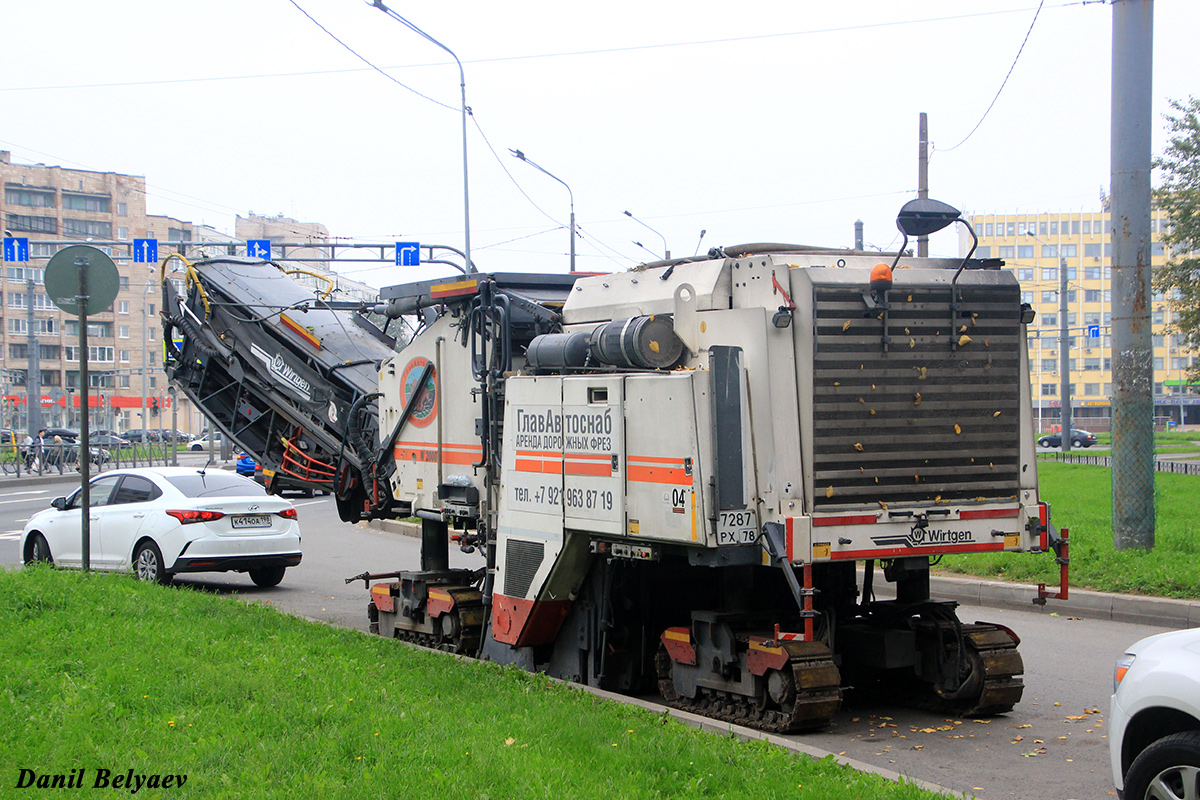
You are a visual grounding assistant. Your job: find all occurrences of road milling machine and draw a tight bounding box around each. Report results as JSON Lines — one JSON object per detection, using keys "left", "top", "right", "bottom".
{"left": 164, "top": 200, "right": 1066, "bottom": 733}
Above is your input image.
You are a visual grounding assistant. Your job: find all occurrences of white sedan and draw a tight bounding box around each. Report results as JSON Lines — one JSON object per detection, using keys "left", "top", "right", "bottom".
{"left": 21, "top": 466, "right": 302, "bottom": 587}
{"left": 1111, "top": 628, "right": 1200, "bottom": 800}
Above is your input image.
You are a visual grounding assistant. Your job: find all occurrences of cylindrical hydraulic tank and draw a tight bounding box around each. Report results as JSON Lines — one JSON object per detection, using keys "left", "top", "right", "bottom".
{"left": 590, "top": 316, "right": 683, "bottom": 370}
{"left": 525, "top": 331, "right": 593, "bottom": 371}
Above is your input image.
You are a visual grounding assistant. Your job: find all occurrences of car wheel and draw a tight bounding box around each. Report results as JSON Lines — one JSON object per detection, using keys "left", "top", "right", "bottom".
{"left": 249, "top": 566, "right": 286, "bottom": 588}
{"left": 1124, "top": 731, "right": 1200, "bottom": 800}
{"left": 133, "top": 540, "right": 171, "bottom": 585}
{"left": 1038, "top": 438, "right": 1050, "bottom": 447}
{"left": 25, "top": 533, "right": 53, "bottom": 565}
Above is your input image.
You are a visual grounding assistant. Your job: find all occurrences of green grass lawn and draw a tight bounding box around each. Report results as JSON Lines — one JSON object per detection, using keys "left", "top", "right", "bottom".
{"left": 938, "top": 461, "right": 1200, "bottom": 598}
{"left": 0, "top": 568, "right": 940, "bottom": 800}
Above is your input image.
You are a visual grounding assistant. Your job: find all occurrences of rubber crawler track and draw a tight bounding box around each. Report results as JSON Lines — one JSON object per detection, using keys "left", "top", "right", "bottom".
{"left": 655, "top": 645, "right": 843, "bottom": 733}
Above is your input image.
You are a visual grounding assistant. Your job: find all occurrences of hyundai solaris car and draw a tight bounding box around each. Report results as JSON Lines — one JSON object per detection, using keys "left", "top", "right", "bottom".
{"left": 21, "top": 467, "right": 301, "bottom": 587}
{"left": 1111, "top": 628, "right": 1200, "bottom": 799}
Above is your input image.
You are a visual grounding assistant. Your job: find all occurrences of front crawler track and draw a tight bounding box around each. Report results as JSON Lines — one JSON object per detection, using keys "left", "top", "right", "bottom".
{"left": 655, "top": 641, "right": 842, "bottom": 733}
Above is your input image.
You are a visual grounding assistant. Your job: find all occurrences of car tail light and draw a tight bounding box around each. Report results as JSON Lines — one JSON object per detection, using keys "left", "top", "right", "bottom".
{"left": 166, "top": 509, "right": 226, "bottom": 524}
{"left": 276, "top": 508, "right": 298, "bottom": 520}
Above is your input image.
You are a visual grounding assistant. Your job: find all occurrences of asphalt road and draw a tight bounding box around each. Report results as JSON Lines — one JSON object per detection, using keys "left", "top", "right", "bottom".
{"left": 0, "top": 480, "right": 1168, "bottom": 799}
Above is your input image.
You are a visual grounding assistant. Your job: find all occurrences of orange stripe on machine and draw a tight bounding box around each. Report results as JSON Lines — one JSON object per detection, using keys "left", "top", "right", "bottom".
{"left": 627, "top": 456, "right": 691, "bottom": 486}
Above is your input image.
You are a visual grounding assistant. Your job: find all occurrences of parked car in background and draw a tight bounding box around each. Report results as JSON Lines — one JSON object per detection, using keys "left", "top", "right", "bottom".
{"left": 1110, "top": 628, "right": 1200, "bottom": 799}
{"left": 236, "top": 452, "right": 257, "bottom": 478}
{"left": 189, "top": 432, "right": 223, "bottom": 451}
{"left": 121, "top": 429, "right": 162, "bottom": 443}
{"left": 1037, "top": 429, "right": 1098, "bottom": 448}
{"left": 21, "top": 466, "right": 302, "bottom": 587}
{"left": 86, "top": 434, "right": 131, "bottom": 448}
{"left": 43, "top": 427, "right": 80, "bottom": 443}
{"left": 152, "top": 429, "right": 193, "bottom": 443}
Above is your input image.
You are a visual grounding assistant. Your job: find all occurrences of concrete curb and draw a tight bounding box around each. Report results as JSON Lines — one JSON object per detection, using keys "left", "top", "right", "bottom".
{"left": 368, "top": 519, "right": 1200, "bottom": 630}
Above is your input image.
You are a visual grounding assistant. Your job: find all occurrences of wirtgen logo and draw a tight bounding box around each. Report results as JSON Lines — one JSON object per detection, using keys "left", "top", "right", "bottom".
{"left": 870, "top": 525, "right": 975, "bottom": 548}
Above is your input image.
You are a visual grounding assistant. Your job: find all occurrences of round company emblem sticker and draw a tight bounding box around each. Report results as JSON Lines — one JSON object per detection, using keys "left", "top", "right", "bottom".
{"left": 400, "top": 357, "right": 437, "bottom": 428}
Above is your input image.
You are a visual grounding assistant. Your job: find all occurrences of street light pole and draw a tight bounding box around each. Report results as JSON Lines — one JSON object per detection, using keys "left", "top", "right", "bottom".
{"left": 509, "top": 149, "right": 576, "bottom": 273}
{"left": 623, "top": 210, "right": 669, "bottom": 260}
{"left": 371, "top": 1, "right": 473, "bottom": 274}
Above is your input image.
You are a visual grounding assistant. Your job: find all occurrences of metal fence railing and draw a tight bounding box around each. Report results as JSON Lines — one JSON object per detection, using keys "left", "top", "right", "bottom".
{"left": 0, "top": 440, "right": 186, "bottom": 478}
{"left": 1044, "top": 451, "right": 1200, "bottom": 476}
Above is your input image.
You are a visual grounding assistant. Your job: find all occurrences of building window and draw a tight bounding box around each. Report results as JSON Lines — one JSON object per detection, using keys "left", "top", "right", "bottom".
{"left": 6, "top": 213, "right": 57, "bottom": 234}
{"left": 1067, "top": 312, "right": 1077, "bottom": 325}
{"left": 1050, "top": 221, "right": 1059, "bottom": 235}
{"left": 1021, "top": 290, "right": 1034, "bottom": 303}
{"left": 149, "top": 376, "right": 157, "bottom": 389}
{"left": 88, "top": 346, "right": 115, "bottom": 362}
{"left": 1084, "top": 243, "right": 1101, "bottom": 259}
{"left": 1082, "top": 221, "right": 1091, "bottom": 235}
{"left": 1084, "top": 383, "right": 1101, "bottom": 395}
{"left": 1084, "top": 312, "right": 1101, "bottom": 325}
{"left": 9, "top": 344, "right": 29, "bottom": 359}
{"left": 119, "top": 276, "right": 130, "bottom": 289}
{"left": 118, "top": 325, "right": 129, "bottom": 338}
{"left": 1040, "top": 290, "right": 1054, "bottom": 303}
{"left": 1041, "top": 359, "right": 1057, "bottom": 372}
{"left": 4, "top": 188, "right": 55, "bottom": 207}
{"left": 998, "top": 246, "right": 1015, "bottom": 258}
{"left": 1042, "top": 245, "right": 1058, "bottom": 258}
{"left": 147, "top": 303, "right": 156, "bottom": 316}
{"left": 117, "top": 201, "right": 128, "bottom": 217}
{"left": 1017, "top": 268, "right": 1034, "bottom": 281}
{"left": 167, "top": 227, "right": 192, "bottom": 242}
{"left": 1072, "top": 221, "right": 1081, "bottom": 234}
{"left": 63, "top": 219, "right": 112, "bottom": 238}
{"left": 119, "top": 375, "right": 131, "bottom": 388}
{"left": 1042, "top": 267, "right": 1057, "bottom": 281}
{"left": 985, "top": 223, "right": 994, "bottom": 236}
{"left": 1153, "top": 309, "right": 1165, "bottom": 325}
{"left": 1153, "top": 241, "right": 1166, "bottom": 257}
{"left": 1018, "top": 245, "right": 1034, "bottom": 259}
{"left": 1154, "top": 357, "right": 1164, "bottom": 370}
{"left": 119, "top": 350, "right": 130, "bottom": 363}
{"left": 117, "top": 227, "right": 128, "bottom": 240}
{"left": 1042, "top": 312, "right": 1057, "bottom": 326}
{"left": 65, "top": 320, "right": 112, "bottom": 338}
{"left": 1061, "top": 244, "right": 1078, "bottom": 257}
{"left": 1042, "top": 384, "right": 1058, "bottom": 396}
{"left": 1174, "top": 357, "right": 1190, "bottom": 370}
{"left": 1084, "top": 266, "right": 1101, "bottom": 280}
{"left": 1040, "top": 222, "right": 1048, "bottom": 235}
{"left": 1006, "top": 223, "right": 1016, "bottom": 236}
{"left": 1018, "top": 222, "right": 1029, "bottom": 236}
{"left": 1085, "top": 290, "right": 1101, "bottom": 303}
{"left": 62, "top": 194, "right": 110, "bottom": 213}
{"left": 118, "top": 300, "right": 129, "bottom": 314}
{"left": 1066, "top": 290, "right": 1077, "bottom": 303}
{"left": 1084, "top": 358, "right": 1101, "bottom": 371}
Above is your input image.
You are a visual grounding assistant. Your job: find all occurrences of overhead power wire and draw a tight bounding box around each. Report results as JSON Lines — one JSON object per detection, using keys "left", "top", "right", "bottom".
{"left": 0, "top": 4, "right": 1081, "bottom": 94}
{"left": 938, "top": 0, "right": 1046, "bottom": 153}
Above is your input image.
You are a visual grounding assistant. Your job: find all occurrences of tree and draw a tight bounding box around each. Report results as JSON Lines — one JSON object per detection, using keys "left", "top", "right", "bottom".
{"left": 1154, "top": 96, "right": 1200, "bottom": 385}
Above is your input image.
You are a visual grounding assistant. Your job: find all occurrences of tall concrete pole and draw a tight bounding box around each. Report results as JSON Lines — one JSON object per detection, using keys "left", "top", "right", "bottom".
{"left": 1109, "top": 0, "right": 1155, "bottom": 550}
{"left": 26, "top": 278, "right": 42, "bottom": 435}
{"left": 918, "top": 112, "right": 930, "bottom": 257}
{"left": 1059, "top": 258, "right": 1072, "bottom": 451}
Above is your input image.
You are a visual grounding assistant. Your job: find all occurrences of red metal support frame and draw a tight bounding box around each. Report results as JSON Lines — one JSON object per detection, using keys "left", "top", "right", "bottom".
{"left": 1035, "top": 527, "right": 1070, "bottom": 604}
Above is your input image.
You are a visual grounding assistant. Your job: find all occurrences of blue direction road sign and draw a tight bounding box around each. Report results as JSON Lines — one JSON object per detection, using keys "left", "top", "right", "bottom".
{"left": 247, "top": 240, "right": 272, "bottom": 260}
{"left": 1087, "top": 324, "right": 1100, "bottom": 338}
{"left": 395, "top": 242, "right": 421, "bottom": 267}
{"left": 133, "top": 238, "right": 158, "bottom": 264}
{"left": 3, "top": 237, "right": 29, "bottom": 262}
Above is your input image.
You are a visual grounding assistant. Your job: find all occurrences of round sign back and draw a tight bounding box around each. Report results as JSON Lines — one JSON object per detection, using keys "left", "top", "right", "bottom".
{"left": 44, "top": 245, "right": 121, "bottom": 316}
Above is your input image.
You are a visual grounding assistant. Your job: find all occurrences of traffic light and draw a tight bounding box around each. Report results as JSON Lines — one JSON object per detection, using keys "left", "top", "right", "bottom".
{"left": 150, "top": 398, "right": 159, "bottom": 418}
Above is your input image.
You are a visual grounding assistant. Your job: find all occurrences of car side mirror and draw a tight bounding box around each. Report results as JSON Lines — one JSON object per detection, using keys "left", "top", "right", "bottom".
{"left": 51, "top": 496, "right": 67, "bottom": 510}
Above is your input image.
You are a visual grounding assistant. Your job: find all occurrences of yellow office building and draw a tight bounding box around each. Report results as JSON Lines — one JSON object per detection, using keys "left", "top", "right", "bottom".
{"left": 967, "top": 209, "right": 1198, "bottom": 430}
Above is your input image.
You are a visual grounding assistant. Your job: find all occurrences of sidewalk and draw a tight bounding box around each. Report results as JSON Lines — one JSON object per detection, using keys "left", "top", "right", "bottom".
{"left": 369, "top": 518, "right": 1200, "bottom": 631}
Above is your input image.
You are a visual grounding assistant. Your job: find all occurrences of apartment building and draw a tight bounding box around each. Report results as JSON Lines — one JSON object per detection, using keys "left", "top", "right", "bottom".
{"left": 967, "top": 208, "right": 1197, "bottom": 430}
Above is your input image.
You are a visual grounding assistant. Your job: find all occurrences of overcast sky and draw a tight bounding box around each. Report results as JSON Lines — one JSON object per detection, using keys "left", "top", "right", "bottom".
{"left": 2, "top": 1, "right": 1197, "bottom": 287}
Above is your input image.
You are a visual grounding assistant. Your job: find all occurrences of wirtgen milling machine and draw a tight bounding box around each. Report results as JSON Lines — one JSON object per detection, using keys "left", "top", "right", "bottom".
{"left": 165, "top": 200, "right": 1065, "bottom": 733}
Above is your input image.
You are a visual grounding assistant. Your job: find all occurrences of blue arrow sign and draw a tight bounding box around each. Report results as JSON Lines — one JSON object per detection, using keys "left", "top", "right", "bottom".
{"left": 133, "top": 238, "right": 158, "bottom": 264}
{"left": 1087, "top": 325, "right": 1100, "bottom": 339}
{"left": 247, "top": 239, "right": 272, "bottom": 260}
{"left": 395, "top": 242, "right": 420, "bottom": 266}
{"left": 3, "top": 237, "right": 29, "bottom": 262}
